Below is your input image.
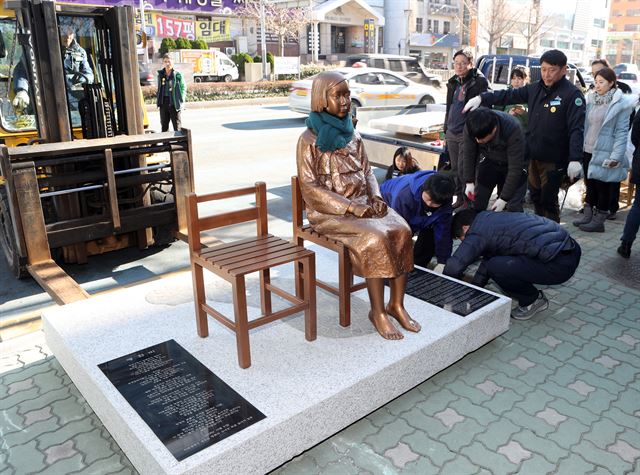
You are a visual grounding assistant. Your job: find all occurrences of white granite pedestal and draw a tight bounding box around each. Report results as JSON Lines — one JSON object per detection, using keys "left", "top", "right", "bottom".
{"left": 43, "top": 246, "right": 511, "bottom": 475}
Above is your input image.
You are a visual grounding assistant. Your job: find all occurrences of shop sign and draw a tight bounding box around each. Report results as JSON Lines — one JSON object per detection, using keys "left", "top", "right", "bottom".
{"left": 155, "top": 13, "right": 196, "bottom": 39}
{"left": 195, "top": 16, "right": 231, "bottom": 42}
{"left": 61, "top": 0, "right": 246, "bottom": 15}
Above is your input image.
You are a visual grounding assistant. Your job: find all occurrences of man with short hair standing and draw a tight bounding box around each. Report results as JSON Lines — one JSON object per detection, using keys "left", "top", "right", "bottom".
{"left": 444, "top": 49, "right": 489, "bottom": 208}
{"left": 156, "top": 54, "right": 186, "bottom": 132}
{"left": 464, "top": 49, "right": 585, "bottom": 222}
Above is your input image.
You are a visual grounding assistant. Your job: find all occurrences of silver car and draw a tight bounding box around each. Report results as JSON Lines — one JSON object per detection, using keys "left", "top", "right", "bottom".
{"left": 288, "top": 67, "right": 444, "bottom": 116}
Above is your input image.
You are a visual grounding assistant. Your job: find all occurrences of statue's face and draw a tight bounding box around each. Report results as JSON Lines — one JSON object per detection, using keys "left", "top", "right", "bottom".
{"left": 325, "top": 80, "right": 350, "bottom": 118}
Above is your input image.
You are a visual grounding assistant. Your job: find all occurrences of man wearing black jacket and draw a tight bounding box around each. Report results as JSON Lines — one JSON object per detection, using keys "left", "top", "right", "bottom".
{"left": 464, "top": 49, "right": 585, "bottom": 222}
{"left": 444, "top": 49, "right": 489, "bottom": 207}
{"left": 444, "top": 209, "right": 581, "bottom": 320}
{"left": 462, "top": 108, "right": 527, "bottom": 212}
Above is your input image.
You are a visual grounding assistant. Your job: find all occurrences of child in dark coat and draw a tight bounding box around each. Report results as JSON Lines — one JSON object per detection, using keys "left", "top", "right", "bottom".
{"left": 384, "top": 147, "right": 421, "bottom": 181}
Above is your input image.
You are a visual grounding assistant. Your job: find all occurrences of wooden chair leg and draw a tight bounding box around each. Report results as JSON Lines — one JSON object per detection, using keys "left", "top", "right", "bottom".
{"left": 294, "top": 237, "right": 305, "bottom": 299}
{"left": 338, "top": 247, "right": 351, "bottom": 327}
{"left": 259, "top": 268, "right": 272, "bottom": 316}
{"left": 303, "top": 254, "right": 317, "bottom": 341}
{"left": 233, "top": 276, "right": 251, "bottom": 369}
{"left": 191, "top": 263, "right": 208, "bottom": 337}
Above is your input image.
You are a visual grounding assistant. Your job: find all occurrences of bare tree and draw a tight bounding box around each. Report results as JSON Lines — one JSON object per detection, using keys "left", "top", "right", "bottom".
{"left": 237, "top": 1, "right": 311, "bottom": 56}
{"left": 477, "top": 0, "right": 523, "bottom": 54}
{"left": 519, "top": 0, "right": 554, "bottom": 55}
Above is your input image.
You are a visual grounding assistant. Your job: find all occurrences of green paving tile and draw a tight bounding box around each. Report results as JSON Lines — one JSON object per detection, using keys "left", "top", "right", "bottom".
{"left": 577, "top": 371, "right": 625, "bottom": 394}
{"left": 571, "top": 439, "right": 632, "bottom": 474}
{"left": 475, "top": 419, "right": 522, "bottom": 452}
{"left": 459, "top": 441, "right": 517, "bottom": 475}
{"left": 347, "top": 441, "right": 398, "bottom": 473}
{"left": 447, "top": 365, "right": 496, "bottom": 387}
{"left": 541, "top": 382, "right": 589, "bottom": 406}
{"left": 403, "top": 430, "right": 456, "bottom": 467}
{"left": 439, "top": 454, "right": 478, "bottom": 474}
{"left": 3, "top": 416, "right": 61, "bottom": 448}
{"left": 573, "top": 322, "right": 603, "bottom": 340}
{"left": 15, "top": 386, "right": 75, "bottom": 416}
{"left": 367, "top": 407, "right": 397, "bottom": 429}
{"left": 49, "top": 396, "right": 93, "bottom": 426}
{"left": 579, "top": 389, "right": 618, "bottom": 415}
{"left": 582, "top": 418, "right": 624, "bottom": 448}
{"left": 604, "top": 347, "right": 640, "bottom": 367}
{"left": 481, "top": 388, "right": 524, "bottom": 416}
{"left": 513, "top": 389, "right": 555, "bottom": 416}
{"left": 445, "top": 379, "right": 493, "bottom": 404}
{"left": 274, "top": 454, "right": 322, "bottom": 475}
{"left": 73, "top": 427, "right": 121, "bottom": 465}
{"left": 384, "top": 388, "right": 427, "bottom": 416}
{"left": 0, "top": 406, "right": 24, "bottom": 436}
{"left": 587, "top": 467, "right": 615, "bottom": 475}
{"left": 512, "top": 429, "right": 570, "bottom": 463}
{"left": 320, "top": 458, "right": 360, "bottom": 475}
{"left": 546, "top": 418, "right": 591, "bottom": 450}
{"left": 547, "top": 398, "right": 599, "bottom": 426}
{"left": 0, "top": 359, "right": 54, "bottom": 387}
{"left": 606, "top": 362, "right": 638, "bottom": 386}
{"left": 4, "top": 439, "right": 46, "bottom": 474}
{"left": 36, "top": 417, "right": 94, "bottom": 451}
{"left": 502, "top": 408, "right": 555, "bottom": 438}
{"left": 427, "top": 364, "right": 469, "bottom": 388}
{"left": 489, "top": 371, "right": 536, "bottom": 395}
{"left": 438, "top": 418, "right": 485, "bottom": 452}
{"left": 363, "top": 418, "right": 414, "bottom": 453}
{"left": 603, "top": 407, "right": 640, "bottom": 432}
{"left": 546, "top": 341, "right": 582, "bottom": 361}
{"left": 400, "top": 407, "right": 449, "bottom": 438}
{"left": 569, "top": 355, "right": 612, "bottom": 378}
{"left": 411, "top": 388, "right": 459, "bottom": 416}
{"left": 304, "top": 440, "right": 344, "bottom": 468}
{"left": 519, "top": 349, "right": 564, "bottom": 371}
{"left": 401, "top": 455, "right": 441, "bottom": 475}
{"left": 617, "top": 427, "right": 640, "bottom": 450}
{"left": 336, "top": 418, "right": 379, "bottom": 445}
{"left": 0, "top": 387, "right": 41, "bottom": 411}
{"left": 76, "top": 453, "right": 136, "bottom": 475}
{"left": 515, "top": 454, "right": 556, "bottom": 475}
{"left": 448, "top": 398, "right": 500, "bottom": 426}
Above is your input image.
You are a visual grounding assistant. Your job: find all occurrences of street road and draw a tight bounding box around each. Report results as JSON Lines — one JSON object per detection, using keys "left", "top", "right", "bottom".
{"left": 0, "top": 102, "right": 311, "bottom": 324}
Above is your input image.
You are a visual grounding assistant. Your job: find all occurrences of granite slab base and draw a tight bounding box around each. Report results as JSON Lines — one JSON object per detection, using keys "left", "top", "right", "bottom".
{"left": 42, "top": 245, "right": 511, "bottom": 475}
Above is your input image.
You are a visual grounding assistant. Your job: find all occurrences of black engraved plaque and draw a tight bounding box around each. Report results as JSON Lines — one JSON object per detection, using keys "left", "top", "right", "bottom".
{"left": 98, "top": 339, "right": 266, "bottom": 461}
{"left": 404, "top": 269, "right": 498, "bottom": 317}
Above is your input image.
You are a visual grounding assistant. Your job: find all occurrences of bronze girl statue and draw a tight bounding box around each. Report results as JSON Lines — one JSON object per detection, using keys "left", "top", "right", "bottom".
{"left": 296, "top": 71, "right": 420, "bottom": 340}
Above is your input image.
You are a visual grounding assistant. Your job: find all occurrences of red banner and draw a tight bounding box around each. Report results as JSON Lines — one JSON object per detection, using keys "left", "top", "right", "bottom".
{"left": 155, "top": 14, "right": 195, "bottom": 39}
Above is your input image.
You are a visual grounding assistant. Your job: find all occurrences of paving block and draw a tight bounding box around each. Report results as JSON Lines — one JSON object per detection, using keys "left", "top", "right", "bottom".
{"left": 572, "top": 439, "right": 632, "bottom": 474}
{"left": 546, "top": 418, "right": 591, "bottom": 450}
{"left": 569, "top": 354, "right": 612, "bottom": 378}
{"left": 320, "top": 458, "right": 360, "bottom": 475}
{"left": 401, "top": 454, "right": 441, "bottom": 475}
{"left": 449, "top": 398, "right": 500, "bottom": 426}
{"left": 73, "top": 426, "right": 123, "bottom": 465}
{"left": 273, "top": 454, "right": 323, "bottom": 475}
{"left": 514, "top": 389, "right": 556, "bottom": 416}
{"left": 384, "top": 388, "right": 428, "bottom": 416}
{"left": 74, "top": 453, "right": 136, "bottom": 475}
{"left": 383, "top": 442, "right": 419, "bottom": 469}
{"left": 3, "top": 415, "right": 61, "bottom": 449}
{"left": 438, "top": 418, "right": 485, "bottom": 452}
{"left": 607, "top": 362, "right": 639, "bottom": 387}
{"left": 542, "top": 381, "right": 589, "bottom": 406}
{"left": 503, "top": 408, "right": 555, "bottom": 438}
{"left": 482, "top": 388, "right": 525, "bottom": 416}
{"left": 43, "top": 439, "right": 77, "bottom": 465}
{"left": 364, "top": 418, "right": 415, "bottom": 453}
{"left": 579, "top": 388, "right": 618, "bottom": 415}
{"left": 341, "top": 439, "right": 398, "bottom": 474}
{"left": 475, "top": 418, "right": 522, "bottom": 451}
{"left": 366, "top": 407, "right": 397, "bottom": 429}
{"left": 603, "top": 407, "right": 640, "bottom": 432}
{"left": 412, "top": 387, "right": 460, "bottom": 416}
{"left": 512, "top": 428, "right": 568, "bottom": 464}
{"left": 460, "top": 441, "right": 517, "bottom": 475}
{"left": 607, "top": 439, "right": 640, "bottom": 464}
{"left": 514, "top": 453, "right": 556, "bottom": 475}
{"left": 535, "top": 407, "right": 567, "bottom": 427}
{"left": 439, "top": 454, "right": 478, "bottom": 474}
{"left": 335, "top": 418, "right": 379, "bottom": 447}
{"left": 447, "top": 378, "right": 494, "bottom": 403}
{"left": 488, "top": 371, "right": 536, "bottom": 396}
{"left": 496, "top": 440, "right": 531, "bottom": 465}
{"left": 35, "top": 417, "right": 94, "bottom": 451}
{"left": 403, "top": 430, "right": 456, "bottom": 467}
{"left": 4, "top": 439, "right": 46, "bottom": 474}
{"left": 400, "top": 407, "right": 449, "bottom": 438}
{"left": 603, "top": 347, "right": 640, "bottom": 368}
{"left": 304, "top": 439, "right": 345, "bottom": 468}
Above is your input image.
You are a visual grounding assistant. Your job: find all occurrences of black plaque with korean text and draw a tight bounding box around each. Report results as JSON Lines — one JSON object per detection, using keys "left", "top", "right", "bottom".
{"left": 404, "top": 269, "right": 498, "bottom": 317}
{"left": 98, "top": 340, "right": 265, "bottom": 461}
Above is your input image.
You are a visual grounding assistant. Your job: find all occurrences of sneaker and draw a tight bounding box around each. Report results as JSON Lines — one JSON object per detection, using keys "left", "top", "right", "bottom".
{"left": 511, "top": 291, "right": 549, "bottom": 320}
{"left": 606, "top": 211, "right": 617, "bottom": 221}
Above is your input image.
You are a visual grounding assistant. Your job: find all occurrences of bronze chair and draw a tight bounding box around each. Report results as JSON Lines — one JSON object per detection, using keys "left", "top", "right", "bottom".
{"left": 186, "top": 182, "right": 316, "bottom": 369}
{"left": 291, "top": 176, "right": 367, "bottom": 327}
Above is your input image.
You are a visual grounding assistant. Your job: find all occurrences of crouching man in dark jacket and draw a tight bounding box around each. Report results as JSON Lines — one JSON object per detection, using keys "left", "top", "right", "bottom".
{"left": 463, "top": 108, "right": 528, "bottom": 212}
{"left": 444, "top": 210, "right": 581, "bottom": 320}
{"left": 381, "top": 171, "right": 455, "bottom": 272}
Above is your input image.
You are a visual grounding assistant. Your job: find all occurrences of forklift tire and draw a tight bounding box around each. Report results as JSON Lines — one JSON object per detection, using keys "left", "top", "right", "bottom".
{"left": 194, "top": 76, "right": 202, "bottom": 83}
{"left": 0, "top": 185, "right": 29, "bottom": 278}
{"left": 150, "top": 185, "right": 177, "bottom": 246}
{"left": 224, "top": 74, "right": 232, "bottom": 83}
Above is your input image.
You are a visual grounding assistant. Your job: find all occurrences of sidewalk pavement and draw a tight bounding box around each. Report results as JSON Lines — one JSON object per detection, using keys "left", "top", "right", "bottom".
{"left": 144, "top": 96, "right": 288, "bottom": 112}
{"left": 1, "top": 207, "right": 639, "bottom": 475}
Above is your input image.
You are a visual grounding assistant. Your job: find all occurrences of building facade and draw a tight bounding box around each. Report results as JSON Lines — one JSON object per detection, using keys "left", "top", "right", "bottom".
{"left": 607, "top": 0, "right": 640, "bottom": 67}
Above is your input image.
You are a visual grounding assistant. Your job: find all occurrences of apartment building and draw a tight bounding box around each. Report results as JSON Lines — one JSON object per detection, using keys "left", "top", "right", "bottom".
{"left": 607, "top": 0, "right": 640, "bottom": 66}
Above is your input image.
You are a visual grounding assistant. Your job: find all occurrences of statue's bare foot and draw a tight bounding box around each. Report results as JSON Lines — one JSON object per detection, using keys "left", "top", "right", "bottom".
{"left": 386, "top": 304, "right": 421, "bottom": 332}
{"left": 368, "top": 311, "right": 404, "bottom": 340}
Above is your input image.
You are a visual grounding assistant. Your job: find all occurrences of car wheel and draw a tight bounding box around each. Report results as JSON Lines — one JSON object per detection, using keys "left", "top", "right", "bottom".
{"left": 350, "top": 99, "right": 361, "bottom": 117}
{"left": 194, "top": 77, "right": 202, "bottom": 83}
{"left": 419, "top": 96, "right": 435, "bottom": 105}
{"left": 224, "top": 74, "right": 233, "bottom": 83}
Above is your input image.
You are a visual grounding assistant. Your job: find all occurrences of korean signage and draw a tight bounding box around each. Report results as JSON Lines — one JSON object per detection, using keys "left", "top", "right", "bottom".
{"left": 61, "top": 0, "right": 246, "bottom": 15}
{"left": 363, "top": 18, "right": 375, "bottom": 53}
{"left": 196, "top": 16, "right": 231, "bottom": 42}
{"left": 155, "top": 13, "right": 196, "bottom": 39}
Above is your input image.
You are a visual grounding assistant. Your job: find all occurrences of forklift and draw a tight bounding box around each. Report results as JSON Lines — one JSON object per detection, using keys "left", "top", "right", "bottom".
{"left": 0, "top": 0, "right": 193, "bottom": 304}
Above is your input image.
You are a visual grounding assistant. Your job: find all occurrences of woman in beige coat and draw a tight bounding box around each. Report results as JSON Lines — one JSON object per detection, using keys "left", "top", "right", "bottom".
{"left": 296, "top": 71, "right": 419, "bottom": 340}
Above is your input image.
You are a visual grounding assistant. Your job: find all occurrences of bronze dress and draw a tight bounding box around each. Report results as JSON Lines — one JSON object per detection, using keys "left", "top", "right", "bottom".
{"left": 296, "top": 129, "right": 413, "bottom": 278}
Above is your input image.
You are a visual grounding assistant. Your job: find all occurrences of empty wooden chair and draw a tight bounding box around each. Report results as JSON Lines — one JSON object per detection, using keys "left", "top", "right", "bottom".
{"left": 291, "top": 176, "right": 367, "bottom": 327}
{"left": 186, "top": 182, "right": 316, "bottom": 368}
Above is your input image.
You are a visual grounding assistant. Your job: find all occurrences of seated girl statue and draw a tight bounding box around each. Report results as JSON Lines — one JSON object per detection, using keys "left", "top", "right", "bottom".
{"left": 296, "top": 71, "right": 420, "bottom": 340}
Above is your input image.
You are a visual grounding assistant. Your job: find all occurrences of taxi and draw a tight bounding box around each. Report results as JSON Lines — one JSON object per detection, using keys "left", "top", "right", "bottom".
{"left": 288, "top": 67, "right": 444, "bottom": 115}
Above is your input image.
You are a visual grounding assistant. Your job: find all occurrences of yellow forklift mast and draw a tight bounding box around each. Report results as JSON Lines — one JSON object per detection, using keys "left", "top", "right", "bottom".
{"left": 0, "top": 0, "right": 193, "bottom": 304}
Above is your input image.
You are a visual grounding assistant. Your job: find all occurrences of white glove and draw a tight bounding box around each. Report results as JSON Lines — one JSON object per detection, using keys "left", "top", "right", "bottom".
{"left": 567, "top": 161, "right": 582, "bottom": 180}
{"left": 491, "top": 198, "right": 507, "bottom": 212}
{"left": 433, "top": 263, "right": 445, "bottom": 274}
{"left": 12, "top": 90, "right": 29, "bottom": 110}
{"left": 465, "top": 183, "right": 475, "bottom": 200}
{"left": 463, "top": 96, "right": 482, "bottom": 113}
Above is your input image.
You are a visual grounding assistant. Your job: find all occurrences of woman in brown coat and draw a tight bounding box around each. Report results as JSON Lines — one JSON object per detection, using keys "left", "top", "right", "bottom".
{"left": 296, "top": 71, "right": 419, "bottom": 340}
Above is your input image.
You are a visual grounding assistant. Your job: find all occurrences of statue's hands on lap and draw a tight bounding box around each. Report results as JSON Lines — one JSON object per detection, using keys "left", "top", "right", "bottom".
{"left": 371, "top": 196, "right": 388, "bottom": 217}
{"left": 348, "top": 202, "right": 375, "bottom": 218}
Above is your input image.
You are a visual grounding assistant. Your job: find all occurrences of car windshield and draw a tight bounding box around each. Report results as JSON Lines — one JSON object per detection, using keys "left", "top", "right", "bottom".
{"left": 619, "top": 73, "right": 636, "bottom": 80}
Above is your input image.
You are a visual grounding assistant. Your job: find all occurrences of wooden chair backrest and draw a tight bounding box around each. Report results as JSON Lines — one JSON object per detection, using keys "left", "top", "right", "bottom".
{"left": 185, "top": 182, "right": 268, "bottom": 254}
{"left": 291, "top": 176, "right": 305, "bottom": 230}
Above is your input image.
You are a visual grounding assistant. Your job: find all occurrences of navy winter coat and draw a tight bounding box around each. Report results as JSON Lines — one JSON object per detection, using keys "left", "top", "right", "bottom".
{"left": 380, "top": 170, "right": 453, "bottom": 264}
{"left": 444, "top": 211, "right": 573, "bottom": 279}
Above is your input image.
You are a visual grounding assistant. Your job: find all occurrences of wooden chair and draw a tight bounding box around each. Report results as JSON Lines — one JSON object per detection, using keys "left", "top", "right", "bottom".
{"left": 186, "top": 182, "right": 316, "bottom": 369}
{"left": 291, "top": 176, "right": 367, "bottom": 327}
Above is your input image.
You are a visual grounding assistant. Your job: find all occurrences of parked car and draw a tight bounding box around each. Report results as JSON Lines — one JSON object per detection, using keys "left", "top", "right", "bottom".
{"left": 618, "top": 72, "right": 640, "bottom": 96}
{"left": 345, "top": 54, "right": 442, "bottom": 88}
{"left": 139, "top": 61, "right": 153, "bottom": 86}
{"left": 288, "top": 67, "right": 445, "bottom": 116}
{"left": 613, "top": 63, "right": 639, "bottom": 76}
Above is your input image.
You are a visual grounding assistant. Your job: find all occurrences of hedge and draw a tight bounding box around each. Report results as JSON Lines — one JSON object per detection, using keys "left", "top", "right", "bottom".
{"left": 142, "top": 80, "right": 294, "bottom": 103}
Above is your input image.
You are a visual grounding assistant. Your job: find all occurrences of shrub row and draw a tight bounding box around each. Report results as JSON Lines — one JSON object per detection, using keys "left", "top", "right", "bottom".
{"left": 142, "top": 80, "right": 294, "bottom": 103}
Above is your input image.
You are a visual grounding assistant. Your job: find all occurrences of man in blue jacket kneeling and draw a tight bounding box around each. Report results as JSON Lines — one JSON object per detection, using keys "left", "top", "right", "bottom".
{"left": 444, "top": 209, "right": 581, "bottom": 320}
{"left": 381, "top": 171, "right": 455, "bottom": 273}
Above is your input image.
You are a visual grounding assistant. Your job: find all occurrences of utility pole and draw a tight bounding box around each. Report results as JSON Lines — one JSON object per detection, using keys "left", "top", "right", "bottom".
{"left": 139, "top": 0, "right": 148, "bottom": 64}
{"left": 260, "top": 0, "right": 268, "bottom": 80}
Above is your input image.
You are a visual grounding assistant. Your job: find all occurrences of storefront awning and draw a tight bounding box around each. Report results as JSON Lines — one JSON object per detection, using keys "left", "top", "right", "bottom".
{"left": 312, "top": 0, "right": 385, "bottom": 27}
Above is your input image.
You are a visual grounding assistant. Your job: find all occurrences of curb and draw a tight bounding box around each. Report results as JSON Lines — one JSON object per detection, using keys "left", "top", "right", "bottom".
{"left": 145, "top": 96, "right": 288, "bottom": 112}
